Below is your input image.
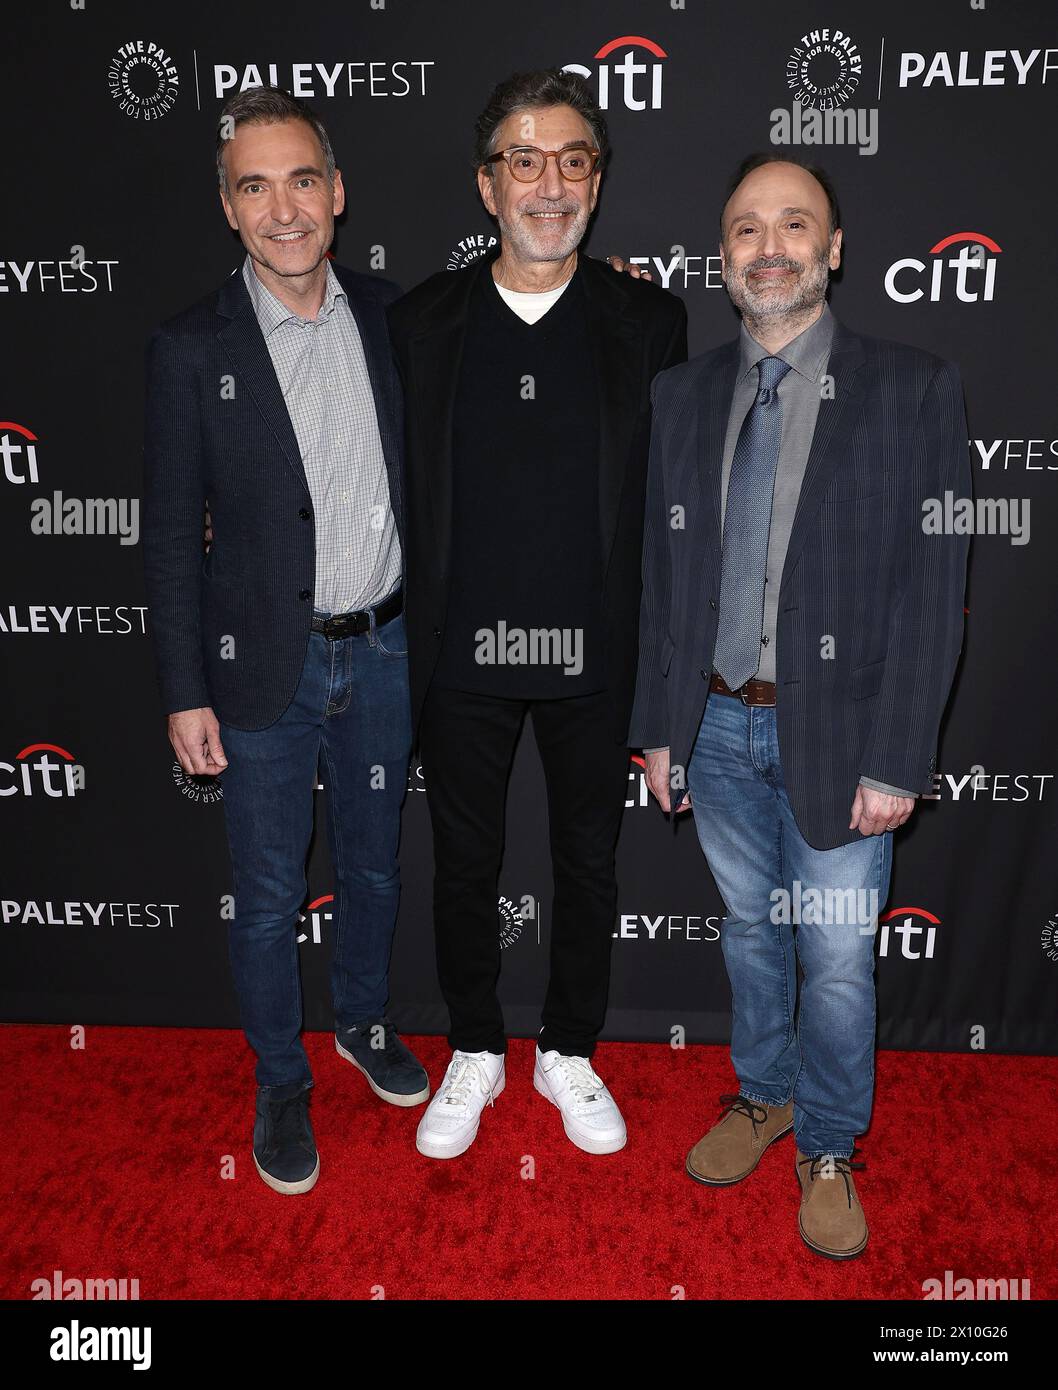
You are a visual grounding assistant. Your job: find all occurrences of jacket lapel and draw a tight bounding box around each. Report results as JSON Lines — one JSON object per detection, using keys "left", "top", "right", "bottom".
{"left": 697, "top": 340, "right": 741, "bottom": 542}
{"left": 406, "top": 258, "right": 485, "bottom": 579}
{"left": 215, "top": 269, "right": 308, "bottom": 496}
{"left": 407, "top": 251, "right": 646, "bottom": 586}
{"left": 332, "top": 264, "right": 403, "bottom": 536}
{"left": 779, "top": 320, "right": 867, "bottom": 597}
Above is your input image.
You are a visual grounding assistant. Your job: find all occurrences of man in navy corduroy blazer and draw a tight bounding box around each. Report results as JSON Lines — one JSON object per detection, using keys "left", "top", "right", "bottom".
{"left": 142, "top": 87, "right": 428, "bottom": 1197}
{"left": 630, "top": 155, "right": 971, "bottom": 1259}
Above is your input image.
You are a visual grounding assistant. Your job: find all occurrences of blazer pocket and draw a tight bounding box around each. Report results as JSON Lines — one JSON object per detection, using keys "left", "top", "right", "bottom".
{"left": 821, "top": 489, "right": 882, "bottom": 507}
{"left": 850, "top": 658, "right": 885, "bottom": 700}
{"left": 660, "top": 635, "right": 675, "bottom": 676}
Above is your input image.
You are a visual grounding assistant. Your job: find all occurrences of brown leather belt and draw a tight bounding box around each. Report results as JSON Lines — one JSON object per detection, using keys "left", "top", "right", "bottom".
{"left": 709, "top": 672, "right": 776, "bottom": 706}
{"left": 311, "top": 588, "right": 403, "bottom": 640}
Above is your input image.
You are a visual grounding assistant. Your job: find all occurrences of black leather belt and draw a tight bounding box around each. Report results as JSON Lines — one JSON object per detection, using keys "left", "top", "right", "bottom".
{"left": 310, "top": 589, "right": 403, "bottom": 640}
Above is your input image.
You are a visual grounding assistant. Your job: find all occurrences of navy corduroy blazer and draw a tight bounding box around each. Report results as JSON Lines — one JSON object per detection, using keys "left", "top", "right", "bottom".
{"left": 142, "top": 262, "right": 404, "bottom": 730}
{"left": 629, "top": 316, "right": 972, "bottom": 850}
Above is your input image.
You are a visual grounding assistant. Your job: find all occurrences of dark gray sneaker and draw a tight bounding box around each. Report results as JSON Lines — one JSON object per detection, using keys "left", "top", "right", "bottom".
{"left": 335, "top": 1017, "right": 430, "bottom": 1107}
{"left": 252, "top": 1079, "right": 320, "bottom": 1195}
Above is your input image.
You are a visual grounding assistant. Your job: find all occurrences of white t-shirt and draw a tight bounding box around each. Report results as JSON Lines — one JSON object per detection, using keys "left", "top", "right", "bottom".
{"left": 493, "top": 276, "right": 573, "bottom": 324}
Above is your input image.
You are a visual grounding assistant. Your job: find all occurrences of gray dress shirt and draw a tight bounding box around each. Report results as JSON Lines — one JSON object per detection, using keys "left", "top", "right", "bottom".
{"left": 650, "top": 301, "right": 916, "bottom": 800}
{"left": 242, "top": 256, "right": 402, "bottom": 614}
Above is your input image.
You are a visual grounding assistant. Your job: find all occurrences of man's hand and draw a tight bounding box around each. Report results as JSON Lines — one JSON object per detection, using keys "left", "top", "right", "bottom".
{"left": 644, "top": 748, "right": 692, "bottom": 814}
{"left": 169, "top": 708, "right": 228, "bottom": 776}
{"left": 605, "top": 255, "right": 652, "bottom": 281}
{"left": 849, "top": 784, "right": 913, "bottom": 836}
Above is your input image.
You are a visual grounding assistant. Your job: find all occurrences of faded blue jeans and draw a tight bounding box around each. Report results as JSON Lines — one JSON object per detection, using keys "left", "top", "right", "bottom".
{"left": 687, "top": 692, "right": 893, "bottom": 1158}
{"left": 219, "top": 605, "right": 412, "bottom": 1087}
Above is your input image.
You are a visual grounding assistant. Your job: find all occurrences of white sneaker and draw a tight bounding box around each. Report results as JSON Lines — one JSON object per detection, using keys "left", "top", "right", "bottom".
{"left": 533, "top": 1047, "right": 627, "bottom": 1154}
{"left": 415, "top": 1050, "right": 505, "bottom": 1159}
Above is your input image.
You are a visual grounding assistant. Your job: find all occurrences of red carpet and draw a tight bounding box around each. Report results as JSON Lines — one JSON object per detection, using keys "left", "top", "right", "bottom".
{"left": 2, "top": 1025, "right": 1054, "bottom": 1301}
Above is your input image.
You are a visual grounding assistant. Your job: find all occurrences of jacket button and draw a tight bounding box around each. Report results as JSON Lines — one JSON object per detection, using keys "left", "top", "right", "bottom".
{"left": 433, "top": 627, "right": 442, "bottom": 638}
{"left": 700, "top": 668, "right": 708, "bottom": 679}
{"left": 299, "top": 589, "right": 311, "bottom": 600}
{"left": 709, "top": 598, "right": 717, "bottom": 610}
{"left": 298, "top": 508, "right": 310, "bottom": 520}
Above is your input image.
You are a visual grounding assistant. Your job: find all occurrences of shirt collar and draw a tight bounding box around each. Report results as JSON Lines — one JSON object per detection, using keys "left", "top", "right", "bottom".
{"left": 241, "top": 254, "right": 345, "bottom": 336}
{"left": 737, "top": 299, "right": 834, "bottom": 384}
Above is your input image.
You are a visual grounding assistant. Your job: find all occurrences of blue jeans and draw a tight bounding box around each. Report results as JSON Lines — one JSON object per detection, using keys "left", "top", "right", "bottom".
{"left": 687, "top": 692, "right": 893, "bottom": 1158}
{"left": 219, "top": 606, "right": 412, "bottom": 1087}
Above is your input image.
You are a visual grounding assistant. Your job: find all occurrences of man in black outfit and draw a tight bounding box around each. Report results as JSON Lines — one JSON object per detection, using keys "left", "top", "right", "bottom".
{"left": 387, "top": 68, "right": 687, "bottom": 1159}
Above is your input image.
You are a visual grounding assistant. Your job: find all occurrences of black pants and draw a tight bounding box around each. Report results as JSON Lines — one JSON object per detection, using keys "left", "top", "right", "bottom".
{"left": 419, "top": 683, "right": 631, "bottom": 1058}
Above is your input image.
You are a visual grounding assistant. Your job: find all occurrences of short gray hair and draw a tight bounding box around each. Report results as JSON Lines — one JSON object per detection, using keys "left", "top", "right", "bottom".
{"left": 216, "top": 85, "right": 336, "bottom": 194}
{"left": 474, "top": 68, "right": 609, "bottom": 175}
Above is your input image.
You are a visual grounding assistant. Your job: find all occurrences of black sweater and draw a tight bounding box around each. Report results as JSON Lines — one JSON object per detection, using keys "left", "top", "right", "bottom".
{"left": 432, "top": 264, "right": 605, "bottom": 698}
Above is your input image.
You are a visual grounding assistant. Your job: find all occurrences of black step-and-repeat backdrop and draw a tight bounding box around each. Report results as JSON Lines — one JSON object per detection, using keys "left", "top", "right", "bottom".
{"left": 3, "top": 0, "right": 1057, "bottom": 1054}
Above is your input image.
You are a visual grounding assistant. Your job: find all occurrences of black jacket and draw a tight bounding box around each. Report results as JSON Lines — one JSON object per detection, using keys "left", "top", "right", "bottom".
{"left": 630, "top": 319, "right": 971, "bottom": 849}
{"left": 142, "top": 263, "right": 405, "bottom": 729}
{"left": 387, "top": 249, "right": 687, "bottom": 743}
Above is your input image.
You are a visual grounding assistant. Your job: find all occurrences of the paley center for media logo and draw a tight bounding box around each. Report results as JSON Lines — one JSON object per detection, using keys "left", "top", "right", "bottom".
{"left": 778, "top": 28, "right": 876, "bottom": 155}
{"left": 107, "top": 39, "right": 179, "bottom": 121}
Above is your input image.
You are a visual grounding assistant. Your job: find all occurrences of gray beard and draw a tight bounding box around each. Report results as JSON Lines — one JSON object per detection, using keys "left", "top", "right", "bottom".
{"left": 496, "top": 203, "right": 588, "bottom": 262}
{"left": 725, "top": 246, "right": 831, "bottom": 331}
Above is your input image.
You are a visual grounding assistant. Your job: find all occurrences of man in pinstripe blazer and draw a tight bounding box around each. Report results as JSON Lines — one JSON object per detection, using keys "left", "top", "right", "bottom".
{"left": 142, "top": 88, "right": 428, "bottom": 1198}
{"left": 629, "top": 155, "right": 970, "bottom": 1258}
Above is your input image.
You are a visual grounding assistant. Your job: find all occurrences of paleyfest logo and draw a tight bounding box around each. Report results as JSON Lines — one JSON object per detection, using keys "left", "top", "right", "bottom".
{"left": 108, "top": 40, "right": 179, "bottom": 121}
{"left": 786, "top": 27, "right": 862, "bottom": 109}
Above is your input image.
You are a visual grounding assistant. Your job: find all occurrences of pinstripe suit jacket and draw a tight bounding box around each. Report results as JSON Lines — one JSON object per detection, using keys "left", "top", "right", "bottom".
{"left": 629, "top": 315, "right": 971, "bottom": 850}
{"left": 141, "top": 264, "right": 405, "bottom": 730}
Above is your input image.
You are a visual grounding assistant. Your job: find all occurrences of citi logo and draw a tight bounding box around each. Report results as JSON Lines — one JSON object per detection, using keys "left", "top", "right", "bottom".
{"left": 1, "top": 743, "right": 83, "bottom": 797}
{"left": 0, "top": 422, "right": 39, "bottom": 483}
{"left": 877, "top": 906, "right": 938, "bottom": 960}
{"left": 564, "top": 36, "right": 666, "bottom": 111}
{"left": 885, "top": 232, "right": 1001, "bottom": 304}
{"left": 297, "top": 893, "right": 333, "bottom": 945}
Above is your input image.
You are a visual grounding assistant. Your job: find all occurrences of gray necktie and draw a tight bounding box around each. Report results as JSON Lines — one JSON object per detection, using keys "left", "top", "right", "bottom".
{"left": 713, "top": 355, "right": 792, "bottom": 690}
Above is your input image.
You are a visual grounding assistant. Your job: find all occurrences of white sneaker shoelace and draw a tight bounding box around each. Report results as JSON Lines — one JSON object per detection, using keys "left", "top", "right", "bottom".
{"left": 548, "top": 1054, "right": 606, "bottom": 1105}
{"left": 437, "top": 1053, "right": 501, "bottom": 1114}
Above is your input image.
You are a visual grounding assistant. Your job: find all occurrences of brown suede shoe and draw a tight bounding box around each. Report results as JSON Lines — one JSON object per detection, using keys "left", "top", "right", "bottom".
{"left": 795, "top": 1148, "right": 869, "bottom": 1259}
{"left": 685, "top": 1093, "right": 794, "bottom": 1185}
